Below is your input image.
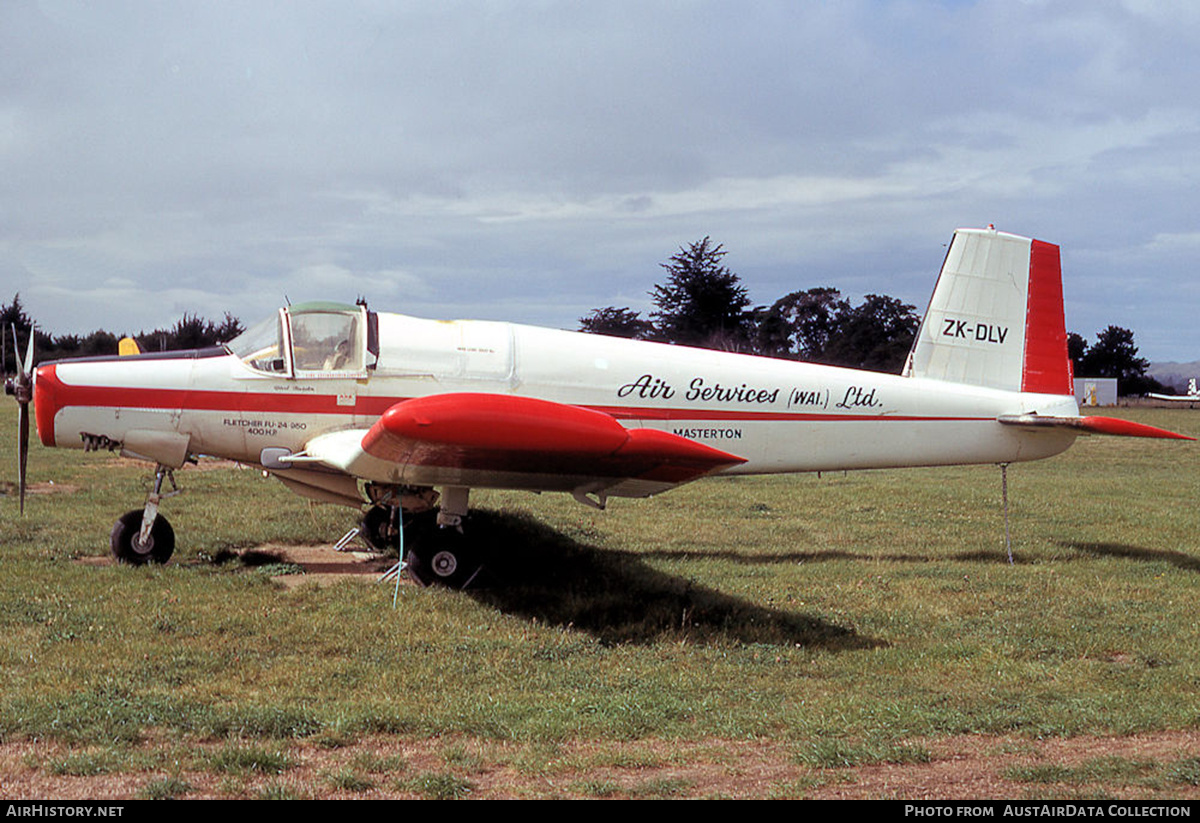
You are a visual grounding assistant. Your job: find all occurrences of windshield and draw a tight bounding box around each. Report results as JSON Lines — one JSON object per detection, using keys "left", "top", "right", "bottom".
{"left": 226, "top": 313, "right": 286, "bottom": 373}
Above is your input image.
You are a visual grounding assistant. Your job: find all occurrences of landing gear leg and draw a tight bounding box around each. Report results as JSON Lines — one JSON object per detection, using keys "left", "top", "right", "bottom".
{"left": 110, "top": 465, "right": 180, "bottom": 565}
{"left": 406, "top": 486, "right": 484, "bottom": 589}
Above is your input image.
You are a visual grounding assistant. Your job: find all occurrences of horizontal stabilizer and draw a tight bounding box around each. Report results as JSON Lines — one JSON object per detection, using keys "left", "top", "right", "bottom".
{"left": 998, "top": 413, "right": 1193, "bottom": 440}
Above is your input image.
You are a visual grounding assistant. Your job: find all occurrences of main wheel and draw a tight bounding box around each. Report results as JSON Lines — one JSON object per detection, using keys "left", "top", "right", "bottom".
{"left": 110, "top": 509, "right": 175, "bottom": 565}
{"left": 362, "top": 506, "right": 439, "bottom": 553}
{"left": 360, "top": 505, "right": 399, "bottom": 551}
{"left": 406, "top": 527, "right": 481, "bottom": 589}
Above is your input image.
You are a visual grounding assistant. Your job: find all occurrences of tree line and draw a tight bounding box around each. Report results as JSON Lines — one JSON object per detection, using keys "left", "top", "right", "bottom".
{"left": 580, "top": 237, "right": 1168, "bottom": 394}
{"left": 1068, "top": 326, "right": 1164, "bottom": 396}
{"left": 1, "top": 293, "right": 244, "bottom": 372}
{"left": 579, "top": 236, "right": 921, "bottom": 372}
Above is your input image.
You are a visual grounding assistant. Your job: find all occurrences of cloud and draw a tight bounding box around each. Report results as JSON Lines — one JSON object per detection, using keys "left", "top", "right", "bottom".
{"left": 2, "top": 0, "right": 1199, "bottom": 359}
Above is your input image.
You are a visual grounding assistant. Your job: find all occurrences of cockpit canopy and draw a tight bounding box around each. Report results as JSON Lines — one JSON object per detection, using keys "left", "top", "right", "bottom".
{"left": 226, "top": 302, "right": 376, "bottom": 378}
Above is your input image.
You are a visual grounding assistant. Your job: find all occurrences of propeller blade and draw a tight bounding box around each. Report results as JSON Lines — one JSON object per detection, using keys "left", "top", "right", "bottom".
{"left": 21, "top": 325, "right": 34, "bottom": 377}
{"left": 17, "top": 396, "right": 28, "bottom": 514}
{"left": 9, "top": 324, "right": 34, "bottom": 515}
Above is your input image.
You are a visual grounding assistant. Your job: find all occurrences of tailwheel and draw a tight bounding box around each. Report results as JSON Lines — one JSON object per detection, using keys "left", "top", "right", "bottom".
{"left": 406, "top": 525, "right": 483, "bottom": 589}
{"left": 110, "top": 509, "right": 175, "bottom": 565}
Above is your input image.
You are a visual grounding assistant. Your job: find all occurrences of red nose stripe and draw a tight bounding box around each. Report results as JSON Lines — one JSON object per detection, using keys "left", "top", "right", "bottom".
{"left": 33, "top": 365, "right": 62, "bottom": 447}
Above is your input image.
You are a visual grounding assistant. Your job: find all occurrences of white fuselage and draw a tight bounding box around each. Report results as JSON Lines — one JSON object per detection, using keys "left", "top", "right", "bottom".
{"left": 37, "top": 312, "right": 1080, "bottom": 491}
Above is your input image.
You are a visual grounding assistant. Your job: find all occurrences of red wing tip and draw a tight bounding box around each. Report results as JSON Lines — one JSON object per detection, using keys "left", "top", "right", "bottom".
{"left": 1079, "top": 416, "right": 1195, "bottom": 440}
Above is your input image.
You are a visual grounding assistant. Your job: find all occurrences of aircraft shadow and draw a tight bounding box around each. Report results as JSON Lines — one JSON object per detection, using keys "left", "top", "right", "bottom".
{"left": 633, "top": 547, "right": 1030, "bottom": 566}
{"left": 1058, "top": 541, "right": 1200, "bottom": 573}
{"left": 459, "top": 510, "right": 883, "bottom": 651}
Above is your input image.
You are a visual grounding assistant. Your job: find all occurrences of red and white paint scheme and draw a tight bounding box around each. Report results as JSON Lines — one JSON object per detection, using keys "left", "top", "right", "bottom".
{"left": 17, "top": 227, "right": 1192, "bottom": 584}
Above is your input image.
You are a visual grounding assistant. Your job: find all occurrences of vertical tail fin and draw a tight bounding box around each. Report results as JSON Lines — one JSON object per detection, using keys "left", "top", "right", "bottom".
{"left": 904, "top": 227, "right": 1073, "bottom": 395}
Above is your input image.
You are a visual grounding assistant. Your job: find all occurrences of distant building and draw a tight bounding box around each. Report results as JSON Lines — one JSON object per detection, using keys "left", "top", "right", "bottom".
{"left": 1074, "top": 378, "right": 1117, "bottom": 407}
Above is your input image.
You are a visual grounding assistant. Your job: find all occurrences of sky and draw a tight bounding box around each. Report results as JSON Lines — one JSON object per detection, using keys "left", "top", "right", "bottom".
{"left": 2, "top": 0, "right": 1198, "bottom": 362}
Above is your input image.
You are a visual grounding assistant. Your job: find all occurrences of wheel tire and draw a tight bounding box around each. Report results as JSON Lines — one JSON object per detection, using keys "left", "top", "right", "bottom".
{"left": 110, "top": 509, "right": 175, "bottom": 565}
{"left": 360, "top": 505, "right": 399, "bottom": 551}
{"left": 406, "top": 527, "right": 481, "bottom": 589}
{"left": 362, "top": 506, "right": 438, "bottom": 553}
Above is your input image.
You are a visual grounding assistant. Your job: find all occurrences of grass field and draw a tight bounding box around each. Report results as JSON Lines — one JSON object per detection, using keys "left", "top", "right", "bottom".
{"left": 2, "top": 405, "right": 1199, "bottom": 799}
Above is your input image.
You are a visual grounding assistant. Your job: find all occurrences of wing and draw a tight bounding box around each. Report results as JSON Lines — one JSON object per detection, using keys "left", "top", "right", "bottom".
{"left": 293, "top": 393, "right": 747, "bottom": 501}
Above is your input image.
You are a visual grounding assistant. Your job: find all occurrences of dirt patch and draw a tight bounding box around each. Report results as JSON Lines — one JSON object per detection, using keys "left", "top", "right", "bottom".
{"left": 3, "top": 732, "right": 1200, "bottom": 799}
{"left": 0, "top": 480, "right": 79, "bottom": 497}
{"left": 86, "top": 456, "right": 250, "bottom": 471}
{"left": 72, "top": 543, "right": 397, "bottom": 587}
{"left": 809, "top": 731, "right": 1200, "bottom": 800}
{"left": 263, "top": 544, "right": 397, "bottom": 589}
